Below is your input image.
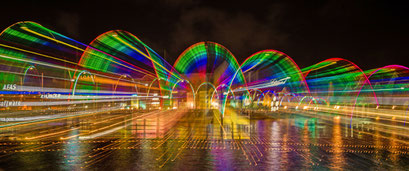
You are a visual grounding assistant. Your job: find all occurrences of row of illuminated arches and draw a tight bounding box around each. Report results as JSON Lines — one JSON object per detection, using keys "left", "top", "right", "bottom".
{"left": 1, "top": 21, "right": 409, "bottom": 117}
{"left": 14, "top": 63, "right": 334, "bottom": 109}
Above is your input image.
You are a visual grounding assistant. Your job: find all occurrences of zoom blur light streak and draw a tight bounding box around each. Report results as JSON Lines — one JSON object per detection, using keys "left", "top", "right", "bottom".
{"left": 0, "top": 21, "right": 409, "bottom": 169}
{"left": 0, "top": 21, "right": 407, "bottom": 121}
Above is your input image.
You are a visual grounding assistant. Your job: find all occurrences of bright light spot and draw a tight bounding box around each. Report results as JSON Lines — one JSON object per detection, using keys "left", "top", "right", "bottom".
{"left": 271, "top": 106, "right": 278, "bottom": 111}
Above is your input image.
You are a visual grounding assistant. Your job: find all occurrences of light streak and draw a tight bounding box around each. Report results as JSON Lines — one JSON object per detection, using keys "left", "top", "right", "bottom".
{"left": 0, "top": 20, "right": 408, "bottom": 169}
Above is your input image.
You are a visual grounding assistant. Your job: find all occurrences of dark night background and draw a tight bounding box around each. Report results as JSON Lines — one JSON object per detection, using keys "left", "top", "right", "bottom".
{"left": 0, "top": 0, "right": 408, "bottom": 69}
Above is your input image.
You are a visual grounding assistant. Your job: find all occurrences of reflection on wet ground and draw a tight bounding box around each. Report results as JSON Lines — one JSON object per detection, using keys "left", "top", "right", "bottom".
{"left": 0, "top": 109, "right": 408, "bottom": 170}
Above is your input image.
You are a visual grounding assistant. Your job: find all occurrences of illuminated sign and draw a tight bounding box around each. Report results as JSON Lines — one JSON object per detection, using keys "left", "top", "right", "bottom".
{"left": 79, "top": 75, "right": 94, "bottom": 79}
{"left": 0, "top": 101, "right": 21, "bottom": 107}
{"left": 41, "top": 93, "right": 61, "bottom": 99}
{"left": 2, "top": 84, "right": 16, "bottom": 90}
{"left": 269, "top": 77, "right": 291, "bottom": 87}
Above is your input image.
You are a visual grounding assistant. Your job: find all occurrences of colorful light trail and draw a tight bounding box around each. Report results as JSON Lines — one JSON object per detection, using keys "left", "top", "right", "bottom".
{"left": 0, "top": 21, "right": 408, "bottom": 170}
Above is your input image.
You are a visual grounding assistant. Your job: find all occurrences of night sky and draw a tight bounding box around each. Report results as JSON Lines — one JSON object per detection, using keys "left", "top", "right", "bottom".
{"left": 0, "top": 0, "right": 408, "bottom": 69}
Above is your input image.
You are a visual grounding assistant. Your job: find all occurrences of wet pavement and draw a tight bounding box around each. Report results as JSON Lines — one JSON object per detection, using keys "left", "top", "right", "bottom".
{"left": 0, "top": 109, "right": 408, "bottom": 170}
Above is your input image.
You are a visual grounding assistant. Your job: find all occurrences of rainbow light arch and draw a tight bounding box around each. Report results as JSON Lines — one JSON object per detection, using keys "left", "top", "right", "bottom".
{"left": 172, "top": 41, "right": 246, "bottom": 87}
{"left": 240, "top": 50, "right": 310, "bottom": 94}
